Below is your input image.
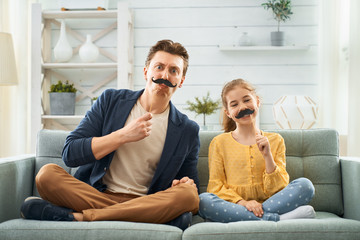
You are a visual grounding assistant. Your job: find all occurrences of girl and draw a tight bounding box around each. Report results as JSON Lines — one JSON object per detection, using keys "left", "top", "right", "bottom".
{"left": 198, "top": 79, "right": 315, "bottom": 222}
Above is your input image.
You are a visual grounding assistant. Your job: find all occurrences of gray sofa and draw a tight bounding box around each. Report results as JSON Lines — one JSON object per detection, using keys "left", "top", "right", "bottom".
{"left": 1, "top": 128, "right": 360, "bottom": 240}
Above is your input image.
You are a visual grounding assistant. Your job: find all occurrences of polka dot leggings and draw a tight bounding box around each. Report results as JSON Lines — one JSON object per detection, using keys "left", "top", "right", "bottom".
{"left": 198, "top": 177, "right": 315, "bottom": 222}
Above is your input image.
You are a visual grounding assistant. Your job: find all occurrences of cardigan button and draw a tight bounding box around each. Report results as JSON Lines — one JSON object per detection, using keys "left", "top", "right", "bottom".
{"left": 104, "top": 167, "right": 107, "bottom": 171}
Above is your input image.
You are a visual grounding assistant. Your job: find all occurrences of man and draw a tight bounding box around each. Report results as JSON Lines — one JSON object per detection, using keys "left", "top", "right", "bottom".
{"left": 21, "top": 40, "right": 200, "bottom": 230}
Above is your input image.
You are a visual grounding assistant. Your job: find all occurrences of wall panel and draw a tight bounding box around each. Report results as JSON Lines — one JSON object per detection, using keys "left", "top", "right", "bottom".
{"left": 40, "top": 0, "right": 319, "bottom": 130}
{"left": 127, "top": 0, "right": 319, "bottom": 130}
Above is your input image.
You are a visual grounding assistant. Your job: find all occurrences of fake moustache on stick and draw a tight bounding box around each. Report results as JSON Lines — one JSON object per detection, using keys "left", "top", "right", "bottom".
{"left": 151, "top": 77, "right": 177, "bottom": 88}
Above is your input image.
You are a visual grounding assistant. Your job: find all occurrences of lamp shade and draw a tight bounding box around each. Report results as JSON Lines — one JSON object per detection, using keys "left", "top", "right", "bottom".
{"left": 273, "top": 95, "right": 318, "bottom": 129}
{"left": 0, "top": 32, "right": 18, "bottom": 85}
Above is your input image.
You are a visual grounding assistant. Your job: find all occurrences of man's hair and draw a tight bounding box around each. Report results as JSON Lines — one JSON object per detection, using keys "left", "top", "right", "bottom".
{"left": 145, "top": 39, "right": 189, "bottom": 76}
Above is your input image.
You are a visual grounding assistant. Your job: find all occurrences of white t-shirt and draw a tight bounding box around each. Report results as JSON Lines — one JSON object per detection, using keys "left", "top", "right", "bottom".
{"left": 102, "top": 99, "right": 170, "bottom": 196}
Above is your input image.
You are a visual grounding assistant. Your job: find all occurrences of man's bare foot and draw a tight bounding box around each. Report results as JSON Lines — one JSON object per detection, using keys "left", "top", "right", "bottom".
{"left": 72, "top": 212, "right": 84, "bottom": 221}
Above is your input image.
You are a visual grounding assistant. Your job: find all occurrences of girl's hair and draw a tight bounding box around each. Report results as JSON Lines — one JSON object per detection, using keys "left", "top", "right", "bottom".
{"left": 221, "top": 79, "right": 257, "bottom": 132}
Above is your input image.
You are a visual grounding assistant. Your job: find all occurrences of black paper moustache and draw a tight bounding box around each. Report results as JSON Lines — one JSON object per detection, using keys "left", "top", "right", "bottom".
{"left": 235, "top": 109, "right": 255, "bottom": 119}
{"left": 151, "top": 77, "right": 177, "bottom": 88}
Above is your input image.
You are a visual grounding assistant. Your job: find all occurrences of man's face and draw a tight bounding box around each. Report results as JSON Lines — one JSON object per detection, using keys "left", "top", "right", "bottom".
{"left": 144, "top": 51, "right": 185, "bottom": 98}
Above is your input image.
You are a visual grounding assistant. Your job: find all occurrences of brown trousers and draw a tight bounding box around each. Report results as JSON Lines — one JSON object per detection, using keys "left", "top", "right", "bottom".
{"left": 36, "top": 164, "right": 199, "bottom": 223}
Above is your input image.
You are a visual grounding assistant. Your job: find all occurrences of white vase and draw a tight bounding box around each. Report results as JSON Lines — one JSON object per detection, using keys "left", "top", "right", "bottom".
{"left": 239, "top": 32, "right": 252, "bottom": 46}
{"left": 53, "top": 20, "right": 73, "bottom": 62}
{"left": 79, "top": 34, "right": 99, "bottom": 63}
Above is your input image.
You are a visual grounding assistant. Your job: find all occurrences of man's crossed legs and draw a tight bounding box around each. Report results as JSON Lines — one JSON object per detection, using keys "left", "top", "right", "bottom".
{"left": 21, "top": 164, "right": 199, "bottom": 230}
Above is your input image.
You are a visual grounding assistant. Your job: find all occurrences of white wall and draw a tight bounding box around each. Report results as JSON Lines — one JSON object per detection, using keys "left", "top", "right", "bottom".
{"left": 39, "top": 0, "right": 319, "bottom": 130}
{"left": 126, "top": 0, "right": 319, "bottom": 130}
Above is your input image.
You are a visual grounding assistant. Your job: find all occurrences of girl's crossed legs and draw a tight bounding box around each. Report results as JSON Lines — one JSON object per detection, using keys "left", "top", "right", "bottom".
{"left": 198, "top": 177, "right": 315, "bottom": 223}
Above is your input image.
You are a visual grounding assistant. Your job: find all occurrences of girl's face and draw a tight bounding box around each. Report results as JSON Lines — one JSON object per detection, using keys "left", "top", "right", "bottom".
{"left": 224, "top": 85, "right": 260, "bottom": 125}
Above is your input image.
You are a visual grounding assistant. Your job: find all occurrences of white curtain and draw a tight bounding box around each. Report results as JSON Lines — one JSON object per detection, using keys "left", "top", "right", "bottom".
{"left": 318, "top": 0, "right": 348, "bottom": 134}
{"left": 0, "top": 0, "right": 33, "bottom": 157}
{"left": 347, "top": 0, "right": 360, "bottom": 157}
{"left": 319, "top": 0, "right": 360, "bottom": 157}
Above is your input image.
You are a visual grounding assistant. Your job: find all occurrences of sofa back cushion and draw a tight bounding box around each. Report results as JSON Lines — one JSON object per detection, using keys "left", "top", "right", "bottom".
{"left": 34, "top": 129, "right": 72, "bottom": 196}
{"left": 35, "top": 128, "right": 343, "bottom": 216}
{"left": 198, "top": 129, "right": 343, "bottom": 216}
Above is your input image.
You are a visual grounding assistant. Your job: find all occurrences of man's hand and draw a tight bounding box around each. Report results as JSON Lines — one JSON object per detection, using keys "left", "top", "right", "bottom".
{"left": 118, "top": 113, "right": 153, "bottom": 143}
{"left": 91, "top": 113, "right": 152, "bottom": 160}
{"left": 237, "top": 199, "right": 264, "bottom": 217}
{"left": 172, "top": 176, "right": 197, "bottom": 190}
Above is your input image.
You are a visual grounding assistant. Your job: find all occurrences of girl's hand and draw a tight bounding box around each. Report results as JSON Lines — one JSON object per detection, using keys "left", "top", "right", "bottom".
{"left": 237, "top": 200, "right": 264, "bottom": 217}
{"left": 256, "top": 133, "right": 271, "bottom": 157}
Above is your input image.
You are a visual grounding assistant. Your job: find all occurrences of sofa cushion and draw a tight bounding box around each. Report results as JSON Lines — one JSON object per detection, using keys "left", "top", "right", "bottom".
{"left": 34, "top": 129, "right": 71, "bottom": 196}
{"left": 182, "top": 212, "right": 360, "bottom": 240}
{"left": 198, "top": 129, "right": 343, "bottom": 216}
{"left": 0, "top": 219, "right": 183, "bottom": 240}
{"left": 36, "top": 129, "right": 343, "bottom": 216}
{"left": 272, "top": 129, "right": 342, "bottom": 216}
{"left": 198, "top": 131, "right": 221, "bottom": 193}
{"left": 0, "top": 156, "right": 35, "bottom": 222}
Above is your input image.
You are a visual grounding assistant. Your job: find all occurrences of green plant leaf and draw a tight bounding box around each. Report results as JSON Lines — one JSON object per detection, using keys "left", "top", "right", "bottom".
{"left": 48, "top": 80, "right": 77, "bottom": 93}
{"left": 262, "top": 0, "right": 293, "bottom": 31}
{"left": 185, "top": 91, "right": 221, "bottom": 126}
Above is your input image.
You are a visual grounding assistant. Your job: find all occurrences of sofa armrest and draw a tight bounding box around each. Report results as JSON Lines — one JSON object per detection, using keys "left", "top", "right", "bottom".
{"left": 0, "top": 154, "right": 35, "bottom": 222}
{"left": 340, "top": 156, "right": 360, "bottom": 221}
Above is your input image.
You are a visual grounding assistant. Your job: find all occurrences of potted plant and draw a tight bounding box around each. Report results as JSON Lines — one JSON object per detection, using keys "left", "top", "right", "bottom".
{"left": 186, "top": 92, "right": 220, "bottom": 130}
{"left": 49, "top": 80, "right": 77, "bottom": 115}
{"left": 262, "top": 0, "right": 293, "bottom": 46}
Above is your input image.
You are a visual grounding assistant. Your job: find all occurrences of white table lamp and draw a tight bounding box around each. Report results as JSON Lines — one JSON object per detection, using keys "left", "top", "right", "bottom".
{"left": 273, "top": 95, "right": 318, "bottom": 129}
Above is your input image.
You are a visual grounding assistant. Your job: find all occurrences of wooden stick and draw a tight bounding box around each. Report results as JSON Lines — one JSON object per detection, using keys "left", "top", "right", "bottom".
{"left": 149, "top": 93, "right": 154, "bottom": 112}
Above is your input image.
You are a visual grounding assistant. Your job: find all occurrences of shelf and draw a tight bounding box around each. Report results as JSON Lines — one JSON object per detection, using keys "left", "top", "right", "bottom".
{"left": 218, "top": 45, "right": 310, "bottom": 51}
{"left": 31, "top": 2, "right": 133, "bottom": 150}
{"left": 42, "top": 115, "right": 84, "bottom": 120}
{"left": 42, "top": 63, "right": 117, "bottom": 69}
{"left": 42, "top": 10, "right": 117, "bottom": 19}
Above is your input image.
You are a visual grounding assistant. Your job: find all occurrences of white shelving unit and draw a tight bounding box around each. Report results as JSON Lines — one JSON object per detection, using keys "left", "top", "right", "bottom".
{"left": 41, "top": 115, "right": 85, "bottom": 120}
{"left": 42, "top": 63, "right": 118, "bottom": 69}
{"left": 42, "top": 10, "right": 118, "bottom": 19}
{"left": 30, "top": 2, "right": 133, "bottom": 151}
{"left": 218, "top": 45, "right": 310, "bottom": 51}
